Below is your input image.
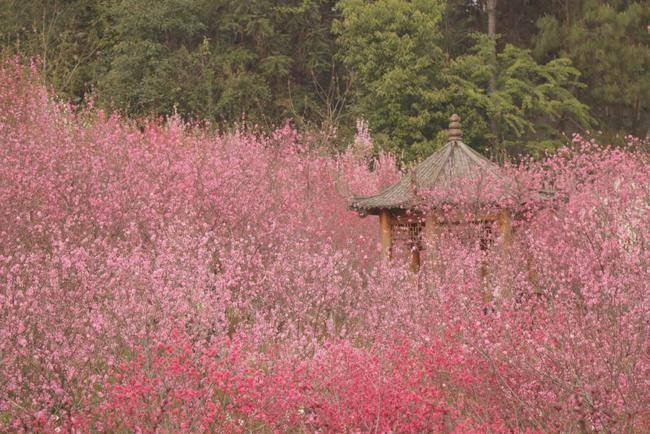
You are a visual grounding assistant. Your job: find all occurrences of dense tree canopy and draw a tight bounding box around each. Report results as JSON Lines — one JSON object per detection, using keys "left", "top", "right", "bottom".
{"left": 336, "top": 1, "right": 592, "bottom": 158}
{"left": 334, "top": 0, "right": 450, "bottom": 159}
{"left": 1, "top": 0, "right": 647, "bottom": 158}
{"left": 0, "top": 0, "right": 341, "bottom": 130}
{"left": 534, "top": 0, "right": 650, "bottom": 139}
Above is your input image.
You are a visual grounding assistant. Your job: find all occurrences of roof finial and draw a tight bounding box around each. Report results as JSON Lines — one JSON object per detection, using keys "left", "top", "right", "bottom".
{"left": 448, "top": 114, "right": 462, "bottom": 141}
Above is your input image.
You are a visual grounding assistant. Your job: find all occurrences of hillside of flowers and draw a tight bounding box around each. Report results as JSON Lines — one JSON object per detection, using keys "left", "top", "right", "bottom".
{"left": 1, "top": 61, "right": 649, "bottom": 432}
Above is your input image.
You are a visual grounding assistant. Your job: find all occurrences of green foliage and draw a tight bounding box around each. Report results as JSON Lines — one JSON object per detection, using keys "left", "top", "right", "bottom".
{"left": 453, "top": 35, "right": 592, "bottom": 154}
{"left": 96, "top": 0, "right": 344, "bottom": 127}
{"left": 0, "top": 0, "right": 105, "bottom": 103}
{"left": 98, "top": 0, "right": 209, "bottom": 117}
{"left": 1, "top": 0, "right": 341, "bottom": 129}
{"left": 336, "top": 2, "right": 592, "bottom": 159}
{"left": 334, "top": 0, "right": 450, "bottom": 159}
{"left": 534, "top": 0, "right": 650, "bottom": 138}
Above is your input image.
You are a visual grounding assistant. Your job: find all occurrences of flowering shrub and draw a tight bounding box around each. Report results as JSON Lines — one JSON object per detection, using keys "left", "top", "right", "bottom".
{"left": 52, "top": 331, "right": 487, "bottom": 433}
{"left": 0, "top": 60, "right": 648, "bottom": 432}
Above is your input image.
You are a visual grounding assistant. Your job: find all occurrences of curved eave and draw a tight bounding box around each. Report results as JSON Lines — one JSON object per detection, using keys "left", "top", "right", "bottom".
{"left": 350, "top": 187, "right": 553, "bottom": 217}
{"left": 349, "top": 201, "right": 411, "bottom": 216}
{"left": 349, "top": 192, "right": 414, "bottom": 215}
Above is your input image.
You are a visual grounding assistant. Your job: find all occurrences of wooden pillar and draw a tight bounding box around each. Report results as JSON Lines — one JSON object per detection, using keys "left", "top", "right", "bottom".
{"left": 481, "top": 211, "right": 511, "bottom": 306}
{"left": 409, "top": 246, "right": 420, "bottom": 273}
{"left": 409, "top": 229, "right": 421, "bottom": 273}
{"left": 379, "top": 209, "right": 393, "bottom": 260}
{"left": 496, "top": 209, "right": 512, "bottom": 253}
{"left": 480, "top": 222, "right": 491, "bottom": 305}
{"left": 423, "top": 214, "right": 438, "bottom": 262}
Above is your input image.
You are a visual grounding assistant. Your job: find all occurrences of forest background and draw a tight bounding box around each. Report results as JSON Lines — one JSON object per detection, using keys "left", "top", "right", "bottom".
{"left": 1, "top": 0, "right": 648, "bottom": 159}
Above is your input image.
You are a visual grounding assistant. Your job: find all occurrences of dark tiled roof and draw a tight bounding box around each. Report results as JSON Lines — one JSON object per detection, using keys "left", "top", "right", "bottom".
{"left": 350, "top": 115, "right": 504, "bottom": 214}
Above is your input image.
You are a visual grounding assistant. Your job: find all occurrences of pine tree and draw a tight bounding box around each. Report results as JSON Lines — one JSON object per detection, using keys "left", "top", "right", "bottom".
{"left": 534, "top": 0, "right": 650, "bottom": 139}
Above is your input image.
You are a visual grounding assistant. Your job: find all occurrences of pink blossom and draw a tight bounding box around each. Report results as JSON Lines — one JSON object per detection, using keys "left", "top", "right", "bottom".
{"left": 0, "top": 59, "right": 648, "bottom": 432}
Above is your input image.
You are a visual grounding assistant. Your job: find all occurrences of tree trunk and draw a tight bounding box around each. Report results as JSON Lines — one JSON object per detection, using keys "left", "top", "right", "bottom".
{"left": 487, "top": 0, "right": 497, "bottom": 42}
{"left": 486, "top": 0, "right": 499, "bottom": 149}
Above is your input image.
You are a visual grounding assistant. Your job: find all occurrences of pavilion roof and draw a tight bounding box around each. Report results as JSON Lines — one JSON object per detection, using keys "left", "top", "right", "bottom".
{"left": 350, "top": 115, "right": 505, "bottom": 215}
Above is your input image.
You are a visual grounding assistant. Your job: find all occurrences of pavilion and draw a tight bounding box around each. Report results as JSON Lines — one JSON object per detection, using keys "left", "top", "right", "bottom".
{"left": 349, "top": 115, "right": 512, "bottom": 272}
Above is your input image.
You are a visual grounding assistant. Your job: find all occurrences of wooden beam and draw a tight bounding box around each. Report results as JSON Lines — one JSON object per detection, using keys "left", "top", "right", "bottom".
{"left": 379, "top": 209, "right": 393, "bottom": 260}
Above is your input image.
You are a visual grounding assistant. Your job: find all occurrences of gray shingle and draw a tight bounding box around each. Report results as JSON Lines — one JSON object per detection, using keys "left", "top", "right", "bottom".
{"left": 350, "top": 115, "right": 504, "bottom": 214}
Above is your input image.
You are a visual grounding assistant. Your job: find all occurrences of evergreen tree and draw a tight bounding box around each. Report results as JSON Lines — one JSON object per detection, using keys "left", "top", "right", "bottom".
{"left": 453, "top": 35, "right": 592, "bottom": 155}
{"left": 534, "top": 0, "right": 650, "bottom": 139}
{"left": 0, "top": 0, "right": 342, "bottom": 129}
{"left": 97, "top": 0, "right": 343, "bottom": 128}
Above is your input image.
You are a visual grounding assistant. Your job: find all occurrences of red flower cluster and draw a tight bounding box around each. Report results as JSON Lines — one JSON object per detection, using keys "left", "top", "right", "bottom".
{"left": 52, "top": 331, "right": 487, "bottom": 433}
